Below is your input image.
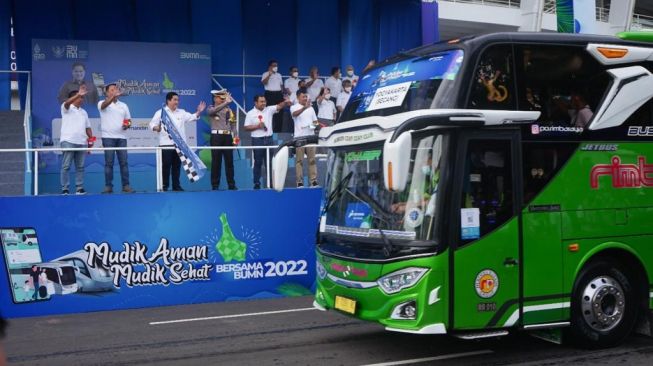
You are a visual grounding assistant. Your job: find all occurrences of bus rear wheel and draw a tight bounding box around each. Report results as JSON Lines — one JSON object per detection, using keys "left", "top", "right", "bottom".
{"left": 569, "top": 260, "right": 637, "bottom": 348}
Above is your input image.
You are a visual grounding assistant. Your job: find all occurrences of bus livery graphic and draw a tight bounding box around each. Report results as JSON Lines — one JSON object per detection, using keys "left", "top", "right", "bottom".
{"left": 590, "top": 156, "right": 653, "bottom": 189}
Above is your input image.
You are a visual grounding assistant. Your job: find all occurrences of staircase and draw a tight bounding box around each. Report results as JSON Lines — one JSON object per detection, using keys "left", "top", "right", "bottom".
{"left": 0, "top": 111, "right": 27, "bottom": 196}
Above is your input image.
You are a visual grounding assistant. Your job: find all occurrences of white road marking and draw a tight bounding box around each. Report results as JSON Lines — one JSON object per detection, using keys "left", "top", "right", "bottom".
{"left": 360, "top": 350, "right": 493, "bottom": 366}
{"left": 149, "top": 307, "right": 316, "bottom": 325}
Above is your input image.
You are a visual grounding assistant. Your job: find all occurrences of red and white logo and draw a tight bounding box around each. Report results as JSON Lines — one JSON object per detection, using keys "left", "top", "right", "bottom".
{"left": 590, "top": 156, "right": 653, "bottom": 189}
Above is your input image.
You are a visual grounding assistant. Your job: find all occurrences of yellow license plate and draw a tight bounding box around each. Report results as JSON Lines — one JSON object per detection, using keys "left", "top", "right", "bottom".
{"left": 334, "top": 295, "right": 356, "bottom": 314}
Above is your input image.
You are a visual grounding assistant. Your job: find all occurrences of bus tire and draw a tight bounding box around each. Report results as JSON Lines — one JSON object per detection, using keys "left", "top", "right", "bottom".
{"left": 569, "top": 260, "right": 638, "bottom": 348}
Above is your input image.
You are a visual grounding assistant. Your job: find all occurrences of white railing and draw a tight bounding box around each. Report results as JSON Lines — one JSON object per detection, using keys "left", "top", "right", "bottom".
{"left": 439, "top": 0, "right": 521, "bottom": 8}
{"left": 632, "top": 13, "right": 653, "bottom": 31}
{"left": 0, "top": 70, "right": 33, "bottom": 179}
{"left": 0, "top": 144, "right": 325, "bottom": 196}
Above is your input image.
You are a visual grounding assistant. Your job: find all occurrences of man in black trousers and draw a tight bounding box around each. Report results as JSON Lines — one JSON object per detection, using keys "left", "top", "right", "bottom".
{"left": 208, "top": 89, "right": 237, "bottom": 190}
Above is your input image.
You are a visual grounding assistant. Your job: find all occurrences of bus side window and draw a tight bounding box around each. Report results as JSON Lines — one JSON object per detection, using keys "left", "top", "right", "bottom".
{"left": 468, "top": 44, "right": 516, "bottom": 110}
{"left": 461, "top": 139, "right": 513, "bottom": 242}
{"left": 523, "top": 142, "right": 577, "bottom": 204}
{"left": 515, "top": 44, "right": 610, "bottom": 127}
{"left": 45, "top": 268, "right": 58, "bottom": 283}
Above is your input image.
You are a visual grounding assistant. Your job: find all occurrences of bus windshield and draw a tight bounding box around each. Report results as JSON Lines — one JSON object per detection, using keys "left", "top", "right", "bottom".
{"left": 339, "top": 49, "right": 464, "bottom": 123}
{"left": 321, "top": 134, "right": 445, "bottom": 252}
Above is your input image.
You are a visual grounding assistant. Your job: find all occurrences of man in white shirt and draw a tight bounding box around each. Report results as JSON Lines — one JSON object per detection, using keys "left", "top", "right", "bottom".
{"left": 336, "top": 79, "right": 353, "bottom": 115}
{"left": 291, "top": 90, "right": 319, "bottom": 188}
{"left": 261, "top": 59, "right": 284, "bottom": 132}
{"left": 324, "top": 67, "right": 342, "bottom": 102}
{"left": 343, "top": 65, "right": 359, "bottom": 87}
{"left": 244, "top": 94, "right": 290, "bottom": 189}
{"left": 284, "top": 66, "right": 300, "bottom": 104}
{"left": 149, "top": 92, "right": 206, "bottom": 192}
{"left": 304, "top": 66, "right": 324, "bottom": 111}
{"left": 60, "top": 85, "right": 93, "bottom": 195}
{"left": 98, "top": 83, "right": 133, "bottom": 194}
{"left": 316, "top": 87, "right": 336, "bottom": 127}
{"left": 282, "top": 66, "right": 301, "bottom": 133}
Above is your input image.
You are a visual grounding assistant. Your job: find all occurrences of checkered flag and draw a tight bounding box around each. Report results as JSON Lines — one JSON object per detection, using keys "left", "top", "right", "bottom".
{"left": 160, "top": 107, "right": 206, "bottom": 182}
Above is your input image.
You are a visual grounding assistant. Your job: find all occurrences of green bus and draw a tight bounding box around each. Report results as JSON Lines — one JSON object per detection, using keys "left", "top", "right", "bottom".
{"left": 273, "top": 32, "right": 653, "bottom": 348}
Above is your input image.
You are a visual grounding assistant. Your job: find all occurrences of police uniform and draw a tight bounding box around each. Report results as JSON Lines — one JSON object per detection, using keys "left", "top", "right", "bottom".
{"left": 208, "top": 90, "right": 237, "bottom": 190}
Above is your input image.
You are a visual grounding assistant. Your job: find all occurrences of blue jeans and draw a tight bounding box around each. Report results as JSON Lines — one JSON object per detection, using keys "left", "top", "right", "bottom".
{"left": 60, "top": 141, "right": 86, "bottom": 190}
{"left": 252, "top": 136, "right": 273, "bottom": 186}
{"left": 102, "top": 138, "right": 129, "bottom": 188}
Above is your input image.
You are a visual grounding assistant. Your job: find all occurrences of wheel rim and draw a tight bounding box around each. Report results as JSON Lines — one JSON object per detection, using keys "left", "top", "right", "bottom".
{"left": 580, "top": 275, "right": 626, "bottom": 332}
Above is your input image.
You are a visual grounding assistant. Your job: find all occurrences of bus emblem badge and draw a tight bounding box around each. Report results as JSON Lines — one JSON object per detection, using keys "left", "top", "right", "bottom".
{"left": 475, "top": 270, "right": 499, "bottom": 298}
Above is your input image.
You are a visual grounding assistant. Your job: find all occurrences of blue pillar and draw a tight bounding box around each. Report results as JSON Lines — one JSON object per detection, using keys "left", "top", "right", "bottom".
{"left": 421, "top": 0, "right": 439, "bottom": 45}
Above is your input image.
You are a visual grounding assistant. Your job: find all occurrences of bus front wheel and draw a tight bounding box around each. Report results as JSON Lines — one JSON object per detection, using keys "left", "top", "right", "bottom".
{"left": 569, "top": 260, "right": 638, "bottom": 348}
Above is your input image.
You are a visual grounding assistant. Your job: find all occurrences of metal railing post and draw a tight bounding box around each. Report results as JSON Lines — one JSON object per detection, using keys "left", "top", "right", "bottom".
{"left": 24, "top": 72, "right": 32, "bottom": 174}
{"left": 34, "top": 151, "right": 39, "bottom": 196}
{"left": 156, "top": 147, "right": 163, "bottom": 192}
{"left": 266, "top": 147, "right": 271, "bottom": 189}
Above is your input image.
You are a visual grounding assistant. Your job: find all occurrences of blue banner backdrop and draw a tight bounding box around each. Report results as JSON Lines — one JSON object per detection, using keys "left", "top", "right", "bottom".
{"left": 0, "top": 189, "right": 322, "bottom": 318}
{"left": 30, "top": 39, "right": 213, "bottom": 192}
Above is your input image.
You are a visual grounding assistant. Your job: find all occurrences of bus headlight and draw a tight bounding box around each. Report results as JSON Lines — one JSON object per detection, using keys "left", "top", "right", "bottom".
{"left": 378, "top": 267, "right": 428, "bottom": 294}
{"left": 316, "top": 260, "right": 327, "bottom": 280}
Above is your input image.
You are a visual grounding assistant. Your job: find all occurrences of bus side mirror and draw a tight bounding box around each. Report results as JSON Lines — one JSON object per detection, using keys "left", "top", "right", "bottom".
{"left": 383, "top": 132, "right": 412, "bottom": 192}
{"left": 272, "top": 146, "right": 289, "bottom": 192}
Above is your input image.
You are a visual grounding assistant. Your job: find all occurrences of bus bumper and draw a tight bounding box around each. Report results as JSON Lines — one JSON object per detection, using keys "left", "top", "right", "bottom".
{"left": 314, "top": 252, "right": 448, "bottom": 334}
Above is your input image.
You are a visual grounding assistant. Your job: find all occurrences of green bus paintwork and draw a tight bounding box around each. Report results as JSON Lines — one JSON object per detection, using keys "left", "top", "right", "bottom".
{"left": 315, "top": 142, "right": 653, "bottom": 332}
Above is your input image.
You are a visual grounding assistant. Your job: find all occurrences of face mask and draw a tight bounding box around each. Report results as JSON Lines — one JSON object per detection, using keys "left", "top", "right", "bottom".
{"left": 272, "top": 66, "right": 278, "bottom": 73}
{"left": 421, "top": 166, "right": 431, "bottom": 175}
{"left": 347, "top": 70, "right": 354, "bottom": 77}
{"left": 291, "top": 71, "right": 298, "bottom": 78}
{"left": 324, "top": 94, "right": 331, "bottom": 99}
{"left": 344, "top": 86, "right": 352, "bottom": 93}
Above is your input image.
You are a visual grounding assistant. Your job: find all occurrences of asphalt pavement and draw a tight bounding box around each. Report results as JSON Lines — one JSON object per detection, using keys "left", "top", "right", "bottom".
{"left": 3, "top": 296, "right": 653, "bottom": 365}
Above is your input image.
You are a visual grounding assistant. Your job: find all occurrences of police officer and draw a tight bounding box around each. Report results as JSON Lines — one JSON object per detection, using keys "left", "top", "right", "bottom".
{"left": 208, "top": 89, "right": 238, "bottom": 190}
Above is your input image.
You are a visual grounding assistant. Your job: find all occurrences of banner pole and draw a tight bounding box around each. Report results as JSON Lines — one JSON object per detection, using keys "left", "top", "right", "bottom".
{"left": 34, "top": 150, "right": 39, "bottom": 196}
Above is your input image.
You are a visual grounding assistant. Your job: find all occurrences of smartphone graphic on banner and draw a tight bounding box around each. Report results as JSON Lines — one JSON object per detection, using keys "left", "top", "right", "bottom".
{"left": 92, "top": 72, "right": 105, "bottom": 97}
{"left": 1, "top": 228, "right": 50, "bottom": 303}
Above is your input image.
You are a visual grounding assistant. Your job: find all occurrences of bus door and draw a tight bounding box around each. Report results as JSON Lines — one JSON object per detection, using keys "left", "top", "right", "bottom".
{"left": 451, "top": 130, "right": 522, "bottom": 330}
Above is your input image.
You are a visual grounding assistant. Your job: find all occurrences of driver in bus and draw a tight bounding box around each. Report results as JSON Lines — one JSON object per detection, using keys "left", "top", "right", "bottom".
{"left": 391, "top": 152, "right": 439, "bottom": 217}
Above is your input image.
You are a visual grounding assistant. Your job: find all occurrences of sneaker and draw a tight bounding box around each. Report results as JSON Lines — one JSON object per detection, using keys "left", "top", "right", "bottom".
{"left": 75, "top": 188, "right": 87, "bottom": 195}
{"left": 102, "top": 186, "right": 113, "bottom": 194}
{"left": 253, "top": 183, "right": 261, "bottom": 190}
{"left": 61, "top": 189, "right": 69, "bottom": 195}
{"left": 228, "top": 185, "right": 238, "bottom": 191}
{"left": 122, "top": 185, "right": 134, "bottom": 193}
{"left": 311, "top": 181, "right": 319, "bottom": 187}
{"left": 297, "top": 182, "right": 304, "bottom": 188}
{"left": 172, "top": 187, "right": 184, "bottom": 192}
{"left": 212, "top": 186, "right": 219, "bottom": 191}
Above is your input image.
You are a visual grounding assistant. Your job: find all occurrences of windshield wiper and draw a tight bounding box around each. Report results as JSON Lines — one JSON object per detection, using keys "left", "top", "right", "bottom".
{"left": 340, "top": 187, "right": 397, "bottom": 256}
{"left": 321, "top": 171, "right": 354, "bottom": 216}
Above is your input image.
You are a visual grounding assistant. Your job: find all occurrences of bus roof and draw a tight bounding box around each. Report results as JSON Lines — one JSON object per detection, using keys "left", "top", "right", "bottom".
{"left": 617, "top": 31, "right": 653, "bottom": 43}
{"left": 372, "top": 32, "right": 653, "bottom": 72}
